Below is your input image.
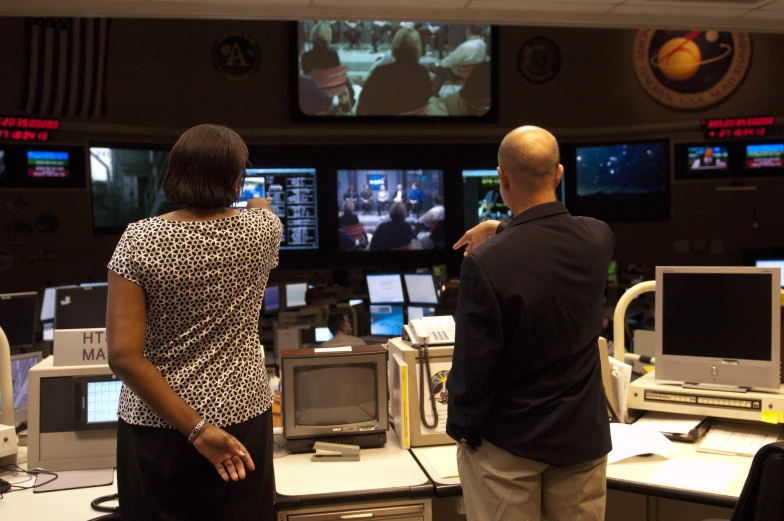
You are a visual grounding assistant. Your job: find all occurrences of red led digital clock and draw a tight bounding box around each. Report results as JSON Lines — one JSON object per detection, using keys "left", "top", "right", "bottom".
{"left": 0, "top": 116, "right": 60, "bottom": 142}
{"left": 701, "top": 116, "right": 774, "bottom": 140}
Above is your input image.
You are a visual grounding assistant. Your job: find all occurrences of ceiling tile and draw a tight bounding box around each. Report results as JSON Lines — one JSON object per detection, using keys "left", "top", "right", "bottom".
{"left": 611, "top": 5, "right": 751, "bottom": 17}
{"left": 467, "top": 1, "right": 614, "bottom": 12}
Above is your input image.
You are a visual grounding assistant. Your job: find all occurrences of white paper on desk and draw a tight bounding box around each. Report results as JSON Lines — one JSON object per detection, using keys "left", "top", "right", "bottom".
{"left": 633, "top": 411, "right": 707, "bottom": 435}
{"left": 608, "top": 423, "right": 678, "bottom": 464}
{"left": 649, "top": 457, "right": 740, "bottom": 494}
{"left": 697, "top": 424, "right": 780, "bottom": 457}
{"left": 422, "top": 444, "right": 460, "bottom": 480}
{"left": 608, "top": 357, "right": 632, "bottom": 423}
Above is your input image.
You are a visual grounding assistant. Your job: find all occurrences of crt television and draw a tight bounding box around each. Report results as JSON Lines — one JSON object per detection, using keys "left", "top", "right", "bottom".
{"left": 655, "top": 266, "right": 781, "bottom": 391}
{"left": 280, "top": 345, "right": 389, "bottom": 453}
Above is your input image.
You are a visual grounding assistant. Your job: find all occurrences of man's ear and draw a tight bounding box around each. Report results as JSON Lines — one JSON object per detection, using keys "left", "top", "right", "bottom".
{"left": 497, "top": 166, "right": 510, "bottom": 192}
{"left": 555, "top": 164, "right": 564, "bottom": 188}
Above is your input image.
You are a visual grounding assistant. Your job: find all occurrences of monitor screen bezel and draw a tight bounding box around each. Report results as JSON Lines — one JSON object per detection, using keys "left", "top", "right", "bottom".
{"left": 654, "top": 266, "right": 781, "bottom": 390}
{"left": 290, "top": 22, "right": 499, "bottom": 124}
{"left": 0, "top": 144, "right": 86, "bottom": 189}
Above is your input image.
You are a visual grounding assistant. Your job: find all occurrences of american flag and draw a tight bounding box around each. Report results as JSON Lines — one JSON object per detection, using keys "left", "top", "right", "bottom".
{"left": 23, "top": 18, "right": 110, "bottom": 118}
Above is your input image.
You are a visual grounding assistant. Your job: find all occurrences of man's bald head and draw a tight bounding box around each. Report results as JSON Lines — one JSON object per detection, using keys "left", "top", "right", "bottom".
{"left": 497, "top": 126, "right": 561, "bottom": 189}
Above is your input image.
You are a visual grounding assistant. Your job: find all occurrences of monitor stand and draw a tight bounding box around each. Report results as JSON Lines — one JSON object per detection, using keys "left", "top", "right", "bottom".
{"left": 683, "top": 382, "right": 751, "bottom": 393}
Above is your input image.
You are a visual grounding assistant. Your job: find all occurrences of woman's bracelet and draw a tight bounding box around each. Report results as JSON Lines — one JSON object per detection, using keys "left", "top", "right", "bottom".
{"left": 187, "top": 419, "right": 206, "bottom": 444}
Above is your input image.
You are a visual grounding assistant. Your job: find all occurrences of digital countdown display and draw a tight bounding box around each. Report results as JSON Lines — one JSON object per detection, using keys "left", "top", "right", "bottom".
{"left": 701, "top": 116, "right": 774, "bottom": 139}
{"left": 0, "top": 116, "right": 61, "bottom": 142}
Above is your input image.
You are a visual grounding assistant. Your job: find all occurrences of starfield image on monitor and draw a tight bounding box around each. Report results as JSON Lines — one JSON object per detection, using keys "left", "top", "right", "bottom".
{"left": 746, "top": 143, "right": 784, "bottom": 169}
{"left": 687, "top": 146, "right": 728, "bottom": 172}
{"left": 296, "top": 21, "right": 492, "bottom": 117}
{"left": 576, "top": 143, "right": 668, "bottom": 197}
{"left": 90, "top": 146, "right": 177, "bottom": 230}
{"left": 235, "top": 168, "right": 318, "bottom": 250}
{"left": 338, "top": 170, "right": 444, "bottom": 251}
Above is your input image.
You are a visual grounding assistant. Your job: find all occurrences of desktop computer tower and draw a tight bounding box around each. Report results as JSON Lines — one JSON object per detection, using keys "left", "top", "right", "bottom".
{"left": 387, "top": 337, "right": 453, "bottom": 447}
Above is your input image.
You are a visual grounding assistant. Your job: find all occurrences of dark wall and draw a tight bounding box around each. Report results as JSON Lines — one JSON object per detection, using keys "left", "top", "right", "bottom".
{"left": 1, "top": 18, "right": 783, "bottom": 293}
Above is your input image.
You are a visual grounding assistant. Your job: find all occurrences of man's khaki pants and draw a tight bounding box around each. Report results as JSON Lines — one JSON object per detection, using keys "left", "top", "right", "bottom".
{"left": 457, "top": 439, "right": 607, "bottom": 521}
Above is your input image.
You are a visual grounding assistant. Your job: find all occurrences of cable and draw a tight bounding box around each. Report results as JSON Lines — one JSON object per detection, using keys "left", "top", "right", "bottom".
{"left": 605, "top": 392, "right": 621, "bottom": 424}
{"left": 91, "top": 493, "right": 120, "bottom": 514}
{"left": 0, "top": 464, "right": 58, "bottom": 492}
{"left": 418, "top": 343, "right": 439, "bottom": 430}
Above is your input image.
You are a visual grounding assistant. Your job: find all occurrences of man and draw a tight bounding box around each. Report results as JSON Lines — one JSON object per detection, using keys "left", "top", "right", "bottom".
{"left": 692, "top": 147, "right": 726, "bottom": 169}
{"left": 320, "top": 312, "right": 365, "bottom": 348}
{"left": 446, "top": 126, "right": 614, "bottom": 521}
{"left": 359, "top": 184, "right": 374, "bottom": 214}
{"left": 392, "top": 184, "right": 406, "bottom": 204}
{"left": 408, "top": 182, "right": 424, "bottom": 217}
{"left": 432, "top": 25, "right": 487, "bottom": 97}
{"left": 343, "top": 184, "right": 358, "bottom": 205}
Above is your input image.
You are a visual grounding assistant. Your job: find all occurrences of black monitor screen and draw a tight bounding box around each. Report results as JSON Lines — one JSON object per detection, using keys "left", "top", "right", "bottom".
{"left": 338, "top": 170, "right": 444, "bottom": 251}
{"left": 293, "top": 363, "right": 377, "bottom": 425}
{"left": 687, "top": 146, "right": 728, "bottom": 172}
{"left": 0, "top": 293, "right": 37, "bottom": 348}
{"left": 234, "top": 168, "right": 318, "bottom": 250}
{"left": 55, "top": 285, "right": 108, "bottom": 330}
{"left": 264, "top": 286, "right": 280, "bottom": 313}
{"left": 576, "top": 143, "right": 668, "bottom": 197}
{"left": 746, "top": 144, "right": 784, "bottom": 169}
{"left": 90, "top": 146, "right": 177, "bottom": 230}
{"left": 370, "top": 305, "right": 404, "bottom": 336}
{"left": 296, "top": 21, "right": 492, "bottom": 117}
{"left": 662, "top": 273, "right": 772, "bottom": 361}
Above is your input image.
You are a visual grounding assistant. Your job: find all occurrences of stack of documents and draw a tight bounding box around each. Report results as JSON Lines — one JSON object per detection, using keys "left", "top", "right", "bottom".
{"left": 634, "top": 411, "right": 708, "bottom": 442}
{"left": 697, "top": 423, "right": 780, "bottom": 457}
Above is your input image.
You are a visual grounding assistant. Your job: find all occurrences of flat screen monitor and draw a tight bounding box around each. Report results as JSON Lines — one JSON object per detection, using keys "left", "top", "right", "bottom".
{"left": 315, "top": 327, "right": 333, "bottom": 342}
{"left": 0, "top": 351, "right": 42, "bottom": 426}
{"left": 295, "top": 21, "right": 494, "bottom": 118}
{"left": 655, "top": 266, "right": 781, "bottom": 390}
{"left": 461, "top": 169, "right": 511, "bottom": 228}
{"left": 27, "top": 150, "right": 70, "bottom": 178}
{"left": 90, "top": 145, "right": 178, "bottom": 231}
{"left": 407, "top": 306, "right": 436, "bottom": 321}
{"left": 0, "top": 292, "right": 38, "bottom": 349}
{"left": 755, "top": 260, "right": 784, "bottom": 288}
{"left": 370, "top": 305, "right": 404, "bottom": 337}
{"left": 349, "top": 299, "right": 364, "bottom": 306}
{"left": 745, "top": 143, "right": 784, "bottom": 170}
{"left": 338, "top": 170, "right": 445, "bottom": 251}
{"left": 234, "top": 168, "right": 318, "bottom": 250}
{"left": 366, "top": 274, "right": 405, "bottom": 304}
{"left": 285, "top": 283, "right": 308, "bottom": 309}
{"left": 403, "top": 273, "right": 439, "bottom": 305}
{"left": 55, "top": 285, "right": 108, "bottom": 330}
{"left": 264, "top": 286, "right": 280, "bottom": 313}
{"left": 569, "top": 141, "right": 670, "bottom": 222}
{"left": 41, "top": 286, "right": 69, "bottom": 322}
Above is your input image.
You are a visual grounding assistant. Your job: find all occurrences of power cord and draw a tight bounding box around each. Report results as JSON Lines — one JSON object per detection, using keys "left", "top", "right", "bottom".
{"left": 0, "top": 464, "right": 59, "bottom": 497}
{"left": 418, "top": 343, "right": 439, "bottom": 430}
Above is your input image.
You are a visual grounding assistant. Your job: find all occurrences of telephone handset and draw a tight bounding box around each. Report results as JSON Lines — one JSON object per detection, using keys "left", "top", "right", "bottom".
{"left": 401, "top": 316, "right": 455, "bottom": 431}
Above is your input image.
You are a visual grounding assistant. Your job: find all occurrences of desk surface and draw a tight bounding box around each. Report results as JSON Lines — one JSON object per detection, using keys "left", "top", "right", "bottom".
{"left": 274, "top": 428, "right": 432, "bottom": 510}
{"left": 412, "top": 432, "right": 757, "bottom": 508}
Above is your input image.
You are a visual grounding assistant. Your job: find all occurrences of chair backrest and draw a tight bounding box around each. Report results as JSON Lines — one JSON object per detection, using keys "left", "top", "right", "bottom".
{"left": 397, "top": 105, "right": 428, "bottom": 116}
{"left": 341, "top": 223, "right": 365, "bottom": 241}
{"left": 731, "top": 442, "right": 784, "bottom": 521}
{"left": 457, "top": 64, "right": 477, "bottom": 79}
{"left": 309, "top": 65, "right": 349, "bottom": 97}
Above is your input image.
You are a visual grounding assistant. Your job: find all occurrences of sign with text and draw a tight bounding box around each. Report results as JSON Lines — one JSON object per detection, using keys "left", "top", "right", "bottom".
{"left": 54, "top": 328, "right": 108, "bottom": 367}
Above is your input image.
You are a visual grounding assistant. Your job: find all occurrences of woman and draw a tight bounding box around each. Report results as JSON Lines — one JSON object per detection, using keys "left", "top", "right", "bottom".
{"left": 376, "top": 184, "right": 390, "bottom": 216}
{"left": 107, "top": 124, "right": 282, "bottom": 520}
{"left": 339, "top": 200, "right": 360, "bottom": 227}
{"left": 369, "top": 202, "right": 413, "bottom": 250}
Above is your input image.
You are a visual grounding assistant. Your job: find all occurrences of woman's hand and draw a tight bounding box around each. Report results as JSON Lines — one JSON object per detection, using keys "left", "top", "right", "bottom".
{"left": 453, "top": 220, "right": 501, "bottom": 256}
{"left": 193, "top": 423, "right": 256, "bottom": 482}
{"left": 246, "top": 197, "right": 273, "bottom": 212}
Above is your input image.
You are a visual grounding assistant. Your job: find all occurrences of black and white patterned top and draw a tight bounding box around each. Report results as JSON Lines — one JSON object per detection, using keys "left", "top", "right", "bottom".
{"left": 107, "top": 209, "right": 282, "bottom": 429}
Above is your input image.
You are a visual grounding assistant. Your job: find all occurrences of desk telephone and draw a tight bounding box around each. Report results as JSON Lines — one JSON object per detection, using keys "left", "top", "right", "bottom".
{"left": 402, "top": 316, "right": 455, "bottom": 430}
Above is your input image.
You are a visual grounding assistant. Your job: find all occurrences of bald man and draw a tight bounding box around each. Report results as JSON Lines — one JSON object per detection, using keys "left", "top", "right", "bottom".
{"left": 446, "top": 126, "right": 614, "bottom": 521}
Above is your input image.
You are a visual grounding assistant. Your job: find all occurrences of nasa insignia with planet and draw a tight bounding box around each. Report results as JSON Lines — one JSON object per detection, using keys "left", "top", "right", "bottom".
{"left": 633, "top": 30, "right": 752, "bottom": 111}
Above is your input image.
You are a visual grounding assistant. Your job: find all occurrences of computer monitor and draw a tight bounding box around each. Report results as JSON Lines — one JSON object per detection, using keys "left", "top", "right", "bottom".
{"left": 73, "top": 375, "right": 123, "bottom": 429}
{"left": 314, "top": 327, "right": 333, "bottom": 342}
{"left": 403, "top": 273, "right": 439, "bottom": 305}
{"left": 461, "top": 169, "right": 512, "bottom": 228}
{"left": 349, "top": 299, "right": 364, "bottom": 307}
{"left": 235, "top": 168, "right": 319, "bottom": 250}
{"left": 745, "top": 143, "right": 784, "bottom": 170}
{"left": 285, "top": 283, "right": 308, "bottom": 309}
{"left": 263, "top": 286, "right": 280, "bottom": 313}
{"left": 369, "top": 305, "right": 404, "bottom": 336}
{"left": 755, "top": 260, "right": 784, "bottom": 288}
{"left": 337, "top": 169, "right": 445, "bottom": 251}
{"left": 366, "top": 274, "right": 405, "bottom": 304}
{"left": 0, "top": 292, "right": 38, "bottom": 349}
{"left": 0, "top": 351, "right": 43, "bottom": 426}
{"left": 655, "top": 266, "right": 781, "bottom": 390}
{"left": 54, "top": 285, "right": 108, "bottom": 330}
{"left": 407, "top": 306, "right": 436, "bottom": 321}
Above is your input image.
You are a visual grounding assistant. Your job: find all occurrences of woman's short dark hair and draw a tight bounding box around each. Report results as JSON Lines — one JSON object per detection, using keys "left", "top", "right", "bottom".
{"left": 163, "top": 124, "right": 248, "bottom": 209}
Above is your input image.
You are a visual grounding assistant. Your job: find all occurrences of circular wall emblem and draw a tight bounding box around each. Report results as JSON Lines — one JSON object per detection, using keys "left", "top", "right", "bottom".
{"left": 212, "top": 33, "right": 260, "bottom": 80}
{"left": 633, "top": 30, "right": 752, "bottom": 111}
{"left": 517, "top": 37, "right": 562, "bottom": 84}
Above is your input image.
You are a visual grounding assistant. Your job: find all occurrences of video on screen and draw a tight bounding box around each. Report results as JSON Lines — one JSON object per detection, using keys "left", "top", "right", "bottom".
{"left": 338, "top": 170, "right": 444, "bottom": 251}
{"left": 90, "top": 147, "right": 178, "bottom": 230}
{"left": 746, "top": 144, "right": 784, "bottom": 169}
{"left": 297, "top": 21, "right": 492, "bottom": 117}
{"left": 688, "top": 146, "right": 728, "bottom": 171}
{"left": 27, "top": 151, "right": 71, "bottom": 178}
{"left": 461, "top": 169, "right": 512, "bottom": 228}
{"left": 576, "top": 143, "right": 668, "bottom": 197}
